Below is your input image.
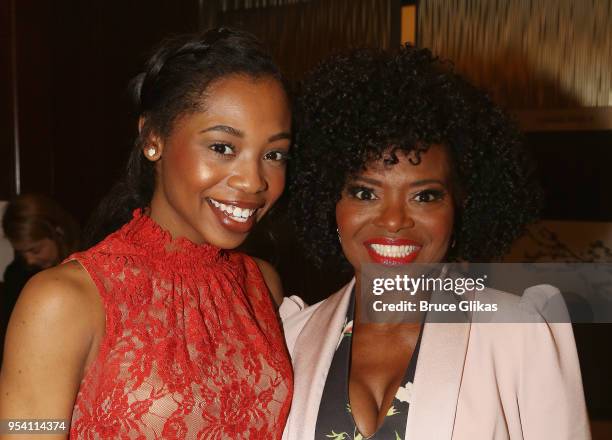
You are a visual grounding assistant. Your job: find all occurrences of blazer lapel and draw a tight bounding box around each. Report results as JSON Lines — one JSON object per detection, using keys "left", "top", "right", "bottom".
{"left": 286, "top": 279, "right": 355, "bottom": 440}
{"left": 404, "top": 291, "right": 471, "bottom": 439}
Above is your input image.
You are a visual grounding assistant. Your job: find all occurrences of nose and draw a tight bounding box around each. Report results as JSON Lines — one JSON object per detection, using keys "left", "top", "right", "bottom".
{"left": 373, "top": 199, "right": 415, "bottom": 233}
{"left": 227, "top": 159, "right": 268, "bottom": 194}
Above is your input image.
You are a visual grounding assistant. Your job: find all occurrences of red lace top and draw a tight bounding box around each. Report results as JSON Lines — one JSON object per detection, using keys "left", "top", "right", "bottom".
{"left": 68, "top": 210, "right": 293, "bottom": 439}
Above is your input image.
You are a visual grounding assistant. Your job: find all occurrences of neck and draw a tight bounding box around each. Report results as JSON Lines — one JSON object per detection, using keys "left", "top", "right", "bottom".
{"left": 149, "top": 192, "right": 204, "bottom": 244}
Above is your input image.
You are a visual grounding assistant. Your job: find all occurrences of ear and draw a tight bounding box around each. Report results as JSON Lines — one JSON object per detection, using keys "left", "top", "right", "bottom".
{"left": 138, "top": 116, "right": 146, "bottom": 134}
{"left": 139, "top": 118, "right": 163, "bottom": 162}
{"left": 143, "top": 141, "right": 163, "bottom": 162}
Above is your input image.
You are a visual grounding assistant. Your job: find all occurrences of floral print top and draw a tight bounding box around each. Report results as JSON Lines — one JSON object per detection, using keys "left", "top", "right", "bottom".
{"left": 314, "top": 292, "right": 421, "bottom": 440}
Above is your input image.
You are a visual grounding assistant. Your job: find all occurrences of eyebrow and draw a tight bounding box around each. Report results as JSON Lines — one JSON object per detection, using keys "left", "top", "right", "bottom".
{"left": 200, "top": 125, "right": 291, "bottom": 143}
{"left": 354, "top": 176, "right": 447, "bottom": 187}
{"left": 268, "top": 132, "right": 292, "bottom": 142}
{"left": 200, "top": 125, "right": 244, "bottom": 137}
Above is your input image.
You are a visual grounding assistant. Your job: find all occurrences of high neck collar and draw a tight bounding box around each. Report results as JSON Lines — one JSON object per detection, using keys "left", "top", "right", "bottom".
{"left": 120, "top": 209, "right": 224, "bottom": 263}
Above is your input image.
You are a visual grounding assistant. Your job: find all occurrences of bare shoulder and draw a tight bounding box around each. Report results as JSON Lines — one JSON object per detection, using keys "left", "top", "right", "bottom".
{"left": 0, "top": 261, "right": 103, "bottom": 419}
{"left": 252, "top": 257, "right": 284, "bottom": 306}
{"left": 2, "top": 260, "right": 103, "bottom": 367}
{"left": 12, "top": 261, "right": 101, "bottom": 323}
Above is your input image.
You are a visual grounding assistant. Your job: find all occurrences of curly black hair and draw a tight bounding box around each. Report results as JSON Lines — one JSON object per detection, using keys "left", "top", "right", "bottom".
{"left": 289, "top": 45, "right": 542, "bottom": 268}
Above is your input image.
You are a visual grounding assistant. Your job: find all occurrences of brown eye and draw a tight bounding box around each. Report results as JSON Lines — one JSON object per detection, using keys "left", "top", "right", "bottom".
{"left": 414, "top": 189, "right": 444, "bottom": 203}
{"left": 209, "top": 143, "right": 235, "bottom": 155}
{"left": 264, "top": 151, "right": 289, "bottom": 162}
{"left": 348, "top": 186, "right": 378, "bottom": 201}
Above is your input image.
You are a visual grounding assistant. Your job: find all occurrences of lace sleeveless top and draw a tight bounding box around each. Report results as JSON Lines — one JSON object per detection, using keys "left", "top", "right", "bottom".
{"left": 68, "top": 210, "right": 293, "bottom": 439}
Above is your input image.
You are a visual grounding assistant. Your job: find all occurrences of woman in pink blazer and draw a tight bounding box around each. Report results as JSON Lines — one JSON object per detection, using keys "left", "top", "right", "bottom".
{"left": 281, "top": 46, "right": 590, "bottom": 439}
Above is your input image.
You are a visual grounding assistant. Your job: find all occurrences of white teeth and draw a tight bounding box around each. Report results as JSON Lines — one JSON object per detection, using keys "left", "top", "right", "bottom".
{"left": 209, "top": 199, "right": 256, "bottom": 222}
{"left": 370, "top": 244, "right": 419, "bottom": 258}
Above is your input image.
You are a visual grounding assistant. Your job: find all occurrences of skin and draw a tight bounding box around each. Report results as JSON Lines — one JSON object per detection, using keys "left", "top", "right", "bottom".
{"left": 11, "top": 238, "right": 60, "bottom": 269}
{"left": 147, "top": 75, "right": 291, "bottom": 249}
{"left": 0, "top": 74, "right": 290, "bottom": 439}
{"left": 335, "top": 145, "right": 454, "bottom": 436}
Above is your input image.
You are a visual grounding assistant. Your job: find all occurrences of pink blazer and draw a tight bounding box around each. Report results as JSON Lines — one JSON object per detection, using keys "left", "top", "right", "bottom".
{"left": 280, "top": 279, "right": 591, "bottom": 440}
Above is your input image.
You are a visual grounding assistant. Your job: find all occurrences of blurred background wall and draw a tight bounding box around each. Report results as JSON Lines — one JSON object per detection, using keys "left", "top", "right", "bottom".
{"left": 419, "top": 0, "right": 611, "bottom": 110}
{"left": 2, "top": 0, "right": 610, "bottom": 222}
{"left": 0, "top": 0, "right": 202, "bottom": 217}
{"left": 417, "top": 0, "right": 612, "bottom": 222}
{"left": 1, "top": 0, "right": 611, "bottom": 433}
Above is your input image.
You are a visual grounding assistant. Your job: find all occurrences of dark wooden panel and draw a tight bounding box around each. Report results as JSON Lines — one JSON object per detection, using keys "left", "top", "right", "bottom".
{"left": 6, "top": 0, "right": 200, "bottom": 222}
{"left": 217, "top": 0, "right": 398, "bottom": 81}
{"left": 0, "top": 0, "right": 16, "bottom": 199}
{"left": 53, "top": 1, "right": 201, "bottom": 223}
{"left": 14, "top": 0, "right": 54, "bottom": 196}
{"left": 527, "top": 131, "right": 612, "bottom": 222}
{"left": 574, "top": 324, "right": 612, "bottom": 419}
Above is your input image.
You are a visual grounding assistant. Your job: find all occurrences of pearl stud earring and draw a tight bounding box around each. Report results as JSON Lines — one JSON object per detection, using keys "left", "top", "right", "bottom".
{"left": 147, "top": 147, "right": 156, "bottom": 157}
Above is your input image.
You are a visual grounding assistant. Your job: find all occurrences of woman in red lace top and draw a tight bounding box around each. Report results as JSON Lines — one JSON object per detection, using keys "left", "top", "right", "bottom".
{"left": 0, "top": 28, "right": 293, "bottom": 439}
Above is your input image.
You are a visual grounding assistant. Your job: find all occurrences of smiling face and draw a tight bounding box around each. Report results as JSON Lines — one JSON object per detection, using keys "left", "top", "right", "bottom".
{"left": 147, "top": 74, "right": 291, "bottom": 249}
{"left": 335, "top": 145, "right": 455, "bottom": 275}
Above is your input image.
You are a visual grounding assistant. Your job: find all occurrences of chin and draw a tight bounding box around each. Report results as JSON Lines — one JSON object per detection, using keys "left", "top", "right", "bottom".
{"left": 220, "top": 240, "right": 246, "bottom": 250}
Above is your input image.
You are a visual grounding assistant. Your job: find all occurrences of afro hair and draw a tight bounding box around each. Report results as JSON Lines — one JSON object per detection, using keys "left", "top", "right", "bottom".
{"left": 289, "top": 45, "right": 542, "bottom": 268}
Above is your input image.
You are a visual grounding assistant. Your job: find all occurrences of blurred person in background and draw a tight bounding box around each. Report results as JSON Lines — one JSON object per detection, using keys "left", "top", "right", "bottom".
{"left": 0, "top": 193, "right": 79, "bottom": 365}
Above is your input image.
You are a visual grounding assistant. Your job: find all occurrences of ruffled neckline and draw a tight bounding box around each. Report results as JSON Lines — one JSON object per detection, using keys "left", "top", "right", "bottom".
{"left": 118, "top": 208, "right": 224, "bottom": 263}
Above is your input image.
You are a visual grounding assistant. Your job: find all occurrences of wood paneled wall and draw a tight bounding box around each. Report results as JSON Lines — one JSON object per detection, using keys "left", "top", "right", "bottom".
{"left": 0, "top": 0, "right": 16, "bottom": 199}
{"left": 1, "top": 0, "right": 201, "bottom": 222}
